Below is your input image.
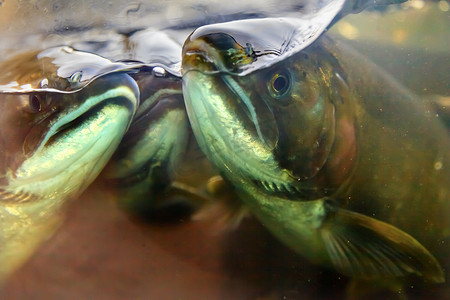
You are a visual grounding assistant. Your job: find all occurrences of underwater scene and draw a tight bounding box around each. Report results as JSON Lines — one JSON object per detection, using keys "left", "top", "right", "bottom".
{"left": 0, "top": 0, "right": 448, "bottom": 299}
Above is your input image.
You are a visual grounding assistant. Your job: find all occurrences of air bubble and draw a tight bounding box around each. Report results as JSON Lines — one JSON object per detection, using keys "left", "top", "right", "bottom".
{"left": 152, "top": 67, "right": 167, "bottom": 78}
{"left": 62, "top": 46, "right": 74, "bottom": 53}
{"left": 69, "top": 71, "right": 83, "bottom": 83}
{"left": 40, "top": 78, "right": 49, "bottom": 88}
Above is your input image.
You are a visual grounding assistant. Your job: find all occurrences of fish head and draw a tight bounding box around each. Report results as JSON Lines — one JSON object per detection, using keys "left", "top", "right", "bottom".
{"left": 0, "top": 72, "right": 139, "bottom": 202}
{"left": 182, "top": 26, "right": 356, "bottom": 198}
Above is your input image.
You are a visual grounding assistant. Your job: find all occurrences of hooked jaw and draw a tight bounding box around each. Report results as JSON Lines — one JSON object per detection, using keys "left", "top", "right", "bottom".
{"left": 182, "top": 37, "right": 300, "bottom": 197}
{"left": 182, "top": 38, "right": 219, "bottom": 75}
{"left": 0, "top": 72, "right": 139, "bottom": 283}
{"left": 1, "top": 73, "right": 139, "bottom": 203}
{"left": 182, "top": 32, "right": 256, "bottom": 76}
{"left": 183, "top": 70, "right": 294, "bottom": 193}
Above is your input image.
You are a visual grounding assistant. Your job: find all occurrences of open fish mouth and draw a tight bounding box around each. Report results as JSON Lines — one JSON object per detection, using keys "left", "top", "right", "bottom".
{"left": 183, "top": 40, "right": 337, "bottom": 200}
{"left": 183, "top": 37, "right": 307, "bottom": 198}
{"left": 1, "top": 73, "right": 139, "bottom": 203}
{"left": 183, "top": 71, "right": 317, "bottom": 200}
{"left": 183, "top": 35, "right": 279, "bottom": 147}
{"left": 183, "top": 70, "right": 300, "bottom": 196}
{"left": 252, "top": 179, "right": 311, "bottom": 197}
{"left": 38, "top": 85, "right": 137, "bottom": 152}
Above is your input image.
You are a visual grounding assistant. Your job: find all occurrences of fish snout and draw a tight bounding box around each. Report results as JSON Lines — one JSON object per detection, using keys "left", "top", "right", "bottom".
{"left": 182, "top": 32, "right": 255, "bottom": 75}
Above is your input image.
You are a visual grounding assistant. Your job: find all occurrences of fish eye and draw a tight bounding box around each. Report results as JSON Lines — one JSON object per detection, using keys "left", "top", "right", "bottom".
{"left": 268, "top": 71, "right": 291, "bottom": 99}
{"left": 28, "top": 94, "right": 43, "bottom": 113}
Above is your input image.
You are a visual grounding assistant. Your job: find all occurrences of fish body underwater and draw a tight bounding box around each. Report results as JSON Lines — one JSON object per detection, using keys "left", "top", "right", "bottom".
{"left": 0, "top": 27, "right": 194, "bottom": 280}
{"left": 103, "top": 70, "right": 191, "bottom": 216}
{"left": 0, "top": 24, "right": 201, "bottom": 280}
{"left": 182, "top": 23, "right": 450, "bottom": 296}
{"left": 0, "top": 66, "right": 139, "bottom": 281}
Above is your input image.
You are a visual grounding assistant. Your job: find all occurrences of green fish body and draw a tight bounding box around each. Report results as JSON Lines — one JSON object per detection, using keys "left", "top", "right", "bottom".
{"left": 85, "top": 28, "right": 193, "bottom": 215}
{"left": 103, "top": 71, "right": 190, "bottom": 215}
{"left": 0, "top": 27, "right": 197, "bottom": 279}
{"left": 0, "top": 49, "right": 139, "bottom": 281}
{"left": 182, "top": 25, "right": 449, "bottom": 290}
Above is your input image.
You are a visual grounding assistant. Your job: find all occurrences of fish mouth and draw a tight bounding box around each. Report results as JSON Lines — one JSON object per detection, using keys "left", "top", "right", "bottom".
{"left": 183, "top": 35, "right": 330, "bottom": 199}
{"left": 2, "top": 73, "right": 139, "bottom": 203}
{"left": 182, "top": 37, "right": 333, "bottom": 200}
{"left": 183, "top": 36, "right": 279, "bottom": 150}
{"left": 252, "top": 179, "right": 305, "bottom": 197}
{"left": 45, "top": 97, "right": 134, "bottom": 149}
{"left": 37, "top": 84, "right": 137, "bottom": 152}
{"left": 183, "top": 36, "right": 298, "bottom": 196}
{"left": 182, "top": 32, "right": 256, "bottom": 75}
{"left": 183, "top": 71, "right": 299, "bottom": 197}
{"left": 182, "top": 39, "right": 221, "bottom": 75}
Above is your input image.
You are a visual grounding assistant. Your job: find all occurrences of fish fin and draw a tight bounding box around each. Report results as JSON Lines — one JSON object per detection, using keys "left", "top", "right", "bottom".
{"left": 113, "top": 179, "right": 211, "bottom": 220}
{"left": 192, "top": 200, "right": 250, "bottom": 233}
{"left": 166, "top": 181, "right": 212, "bottom": 208}
{"left": 320, "top": 202, "right": 444, "bottom": 283}
{"left": 192, "top": 176, "right": 250, "bottom": 233}
{"left": 148, "top": 181, "right": 213, "bottom": 220}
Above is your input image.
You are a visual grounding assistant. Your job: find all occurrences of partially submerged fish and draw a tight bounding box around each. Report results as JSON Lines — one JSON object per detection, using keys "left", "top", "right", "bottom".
{"left": 103, "top": 69, "right": 190, "bottom": 215}
{"left": 0, "top": 26, "right": 200, "bottom": 280}
{"left": 181, "top": 16, "right": 449, "bottom": 297}
{"left": 80, "top": 29, "right": 195, "bottom": 215}
{"left": 0, "top": 66, "right": 138, "bottom": 281}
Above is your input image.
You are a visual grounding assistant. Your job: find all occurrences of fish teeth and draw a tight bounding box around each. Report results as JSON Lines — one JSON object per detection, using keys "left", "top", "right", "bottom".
{"left": 279, "top": 183, "right": 288, "bottom": 193}
{"left": 284, "top": 183, "right": 295, "bottom": 194}
{"left": 253, "top": 179, "right": 302, "bottom": 196}
{"left": 0, "top": 189, "right": 17, "bottom": 200}
{"left": 272, "top": 182, "right": 280, "bottom": 192}
{"left": 275, "top": 183, "right": 283, "bottom": 193}
{"left": 0, "top": 188, "right": 38, "bottom": 203}
{"left": 17, "top": 192, "right": 37, "bottom": 203}
{"left": 261, "top": 181, "right": 270, "bottom": 191}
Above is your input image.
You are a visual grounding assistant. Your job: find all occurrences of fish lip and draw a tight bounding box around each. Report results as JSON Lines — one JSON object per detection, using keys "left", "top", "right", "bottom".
{"left": 183, "top": 35, "right": 279, "bottom": 150}
{"left": 45, "top": 99, "right": 123, "bottom": 146}
{"left": 182, "top": 34, "right": 241, "bottom": 76}
{"left": 4, "top": 81, "right": 138, "bottom": 202}
{"left": 183, "top": 72, "right": 295, "bottom": 193}
{"left": 182, "top": 47, "right": 221, "bottom": 76}
{"left": 35, "top": 85, "right": 137, "bottom": 152}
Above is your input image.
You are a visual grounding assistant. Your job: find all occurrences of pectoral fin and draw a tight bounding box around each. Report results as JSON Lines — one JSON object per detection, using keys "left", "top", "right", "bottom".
{"left": 192, "top": 176, "right": 250, "bottom": 233}
{"left": 319, "top": 202, "right": 444, "bottom": 283}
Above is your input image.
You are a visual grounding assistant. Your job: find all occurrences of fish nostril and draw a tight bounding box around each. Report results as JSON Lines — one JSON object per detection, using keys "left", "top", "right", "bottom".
{"left": 182, "top": 53, "right": 219, "bottom": 75}
{"left": 28, "top": 95, "right": 42, "bottom": 112}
